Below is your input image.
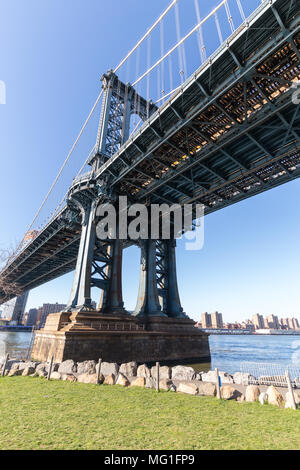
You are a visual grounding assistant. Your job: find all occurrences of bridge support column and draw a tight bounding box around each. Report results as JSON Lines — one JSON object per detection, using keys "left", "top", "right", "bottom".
{"left": 134, "top": 240, "right": 166, "bottom": 317}
{"left": 97, "top": 238, "right": 127, "bottom": 315}
{"left": 156, "top": 239, "right": 186, "bottom": 318}
{"left": 67, "top": 199, "right": 97, "bottom": 311}
{"left": 67, "top": 199, "right": 127, "bottom": 315}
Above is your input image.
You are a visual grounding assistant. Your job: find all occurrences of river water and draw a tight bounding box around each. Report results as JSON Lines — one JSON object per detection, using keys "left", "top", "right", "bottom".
{"left": 1, "top": 331, "right": 300, "bottom": 374}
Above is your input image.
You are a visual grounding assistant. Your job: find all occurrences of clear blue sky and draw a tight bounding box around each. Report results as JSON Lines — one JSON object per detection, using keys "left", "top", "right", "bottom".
{"left": 0, "top": 0, "right": 299, "bottom": 323}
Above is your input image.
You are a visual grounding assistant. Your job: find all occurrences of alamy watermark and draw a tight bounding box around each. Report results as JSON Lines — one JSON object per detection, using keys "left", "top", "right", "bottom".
{"left": 0, "top": 80, "right": 6, "bottom": 104}
{"left": 95, "top": 196, "right": 204, "bottom": 251}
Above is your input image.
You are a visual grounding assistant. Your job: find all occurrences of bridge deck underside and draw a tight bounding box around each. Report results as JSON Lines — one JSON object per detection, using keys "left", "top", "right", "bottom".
{"left": 1, "top": 0, "right": 300, "bottom": 303}
{"left": 96, "top": 0, "right": 300, "bottom": 214}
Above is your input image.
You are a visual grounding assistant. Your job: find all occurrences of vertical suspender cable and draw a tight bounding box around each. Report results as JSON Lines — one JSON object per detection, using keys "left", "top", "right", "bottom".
{"left": 175, "top": 1, "right": 186, "bottom": 83}
{"left": 225, "top": 0, "right": 235, "bottom": 33}
{"left": 236, "top": 0, "right": 246, "bottom": 23}
{"left": 214, "top": 11, "right": 223, "bottom": 45}
{"left": 194, "top": 0, "right": 206, "bottom": 63}
{"left": 160, "top": 19, "right": 165, "bottom": 99}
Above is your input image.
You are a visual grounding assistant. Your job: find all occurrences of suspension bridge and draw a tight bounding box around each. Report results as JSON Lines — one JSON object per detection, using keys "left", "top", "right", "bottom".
{"left": 0, "top": 0, "right": 299, "bottom": 363}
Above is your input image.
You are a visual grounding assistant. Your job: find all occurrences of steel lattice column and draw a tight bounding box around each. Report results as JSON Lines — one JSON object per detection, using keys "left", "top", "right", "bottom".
{"left": 156, "top": 239, "right": 186, "bottom": 318}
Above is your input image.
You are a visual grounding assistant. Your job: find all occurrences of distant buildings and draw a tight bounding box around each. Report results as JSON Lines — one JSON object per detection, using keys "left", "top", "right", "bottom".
{"left": 201, "top": 311, "right": 223, "bottom": 329}
{"left": 26, "top": 308, "right": 38, "bottom": 327}
{"left": 0, "top": 291, "right": 29, "bottom": 325}
{"left": 38, "top": 303, "right": 67, "bottom": 328}
{"left": 199, "top": 311, "right": 300, "bottom": 331}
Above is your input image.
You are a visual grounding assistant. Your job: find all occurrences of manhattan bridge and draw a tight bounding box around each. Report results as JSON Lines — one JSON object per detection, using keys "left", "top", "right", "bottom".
{"left": 0, "top": 0, "right": 299, "bottom": 362}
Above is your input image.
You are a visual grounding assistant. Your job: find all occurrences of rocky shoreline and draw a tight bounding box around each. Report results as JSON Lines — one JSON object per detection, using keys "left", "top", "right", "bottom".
{"left": 1, "top": 358, "right": 299, "bottom": 410}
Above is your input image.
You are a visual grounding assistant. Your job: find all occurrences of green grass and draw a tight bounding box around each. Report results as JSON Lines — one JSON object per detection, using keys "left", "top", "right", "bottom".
{"left": 0, "top": 376, "right": 299, "bottom": 450}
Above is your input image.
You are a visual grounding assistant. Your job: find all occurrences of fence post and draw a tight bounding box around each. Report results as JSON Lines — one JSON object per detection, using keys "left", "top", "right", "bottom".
{"left": 1, "top": 353, "right": 9, "bottom": 377}
{"left": 47, "top": 356, "right": 54, "bottom": 381}
{"left": 156, "top": 362, "right": 160, "bottom": 392}
{"left": 97, "top": 358, "right": 102, "bottom": 384}
{"left": 285, "top": 370, "right": 296, "bottom": 410}
{"left": 215, "top": 368, "right": 221, "bottom": 399}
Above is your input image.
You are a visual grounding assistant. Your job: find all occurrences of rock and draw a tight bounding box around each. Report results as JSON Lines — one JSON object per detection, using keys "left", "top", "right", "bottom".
{"left": 219, "top": 372, "right": 234, "bottom": 384}
{"left": 58, "top": 360, "right": 77, "bottom": 375}
{"left": 62, "top": 374, "right": 77, "bottom": 382}
{"left": 137, "top": 364, "right": 151, "bottom": 378}
{"left": 151, "top": 365, "right": 171, "bottom": 380}
{"left": 21, "top": 367, "right": 36, "bottom": 376}
{"left": 159, "top": 379, "right": 173, "bottom": 391}
{"left": 245, "top": 385, "right": 260, "bottom": 402}
{"left": 145, "top": 377, "right": 156, "bottom": 389}
{"left": 220, "top": 385, "right": 241, "bottom": 400}
{"left": 104, "top": 374, "right": 115, "bottom": 385}
{"left": 198, "top": 382, "right": 217, "bottom": 397}
{"left": 50, "top": 371, "right": 61, "bottom": 380}
{"left": 37, "top": 369, "right": 47, "bottom": 377}
{"left": 77, "top": 360, "right": 96, "bottom": 375}
{"left": 98, "top": 362, "right": 119, "bottom": 377}
{"left": 0, "top": 359, "right": 20, "bottom": 372}
{"left": 169, "top": 384, "right": 177, "bottom": 392}
{"left": 119, "top": 362, "right": 137, "bottom": 377}
{"left": 171, "top": 365, "right": 196, "bottom": 381}
{"left": 267, "top": 386, "right": 284, "bottom": 407}
{"left": 36, "top": 363, "right": 47, "bottom": 373}
{"left": 177, "top": 382, "right": 198, "bottom": 395}
{"left": 259, "top": 392, "right": 268, "bottom": 405}
{"left": 233, "top": 372, "right": 256, "bottom": 385}
{"left": 236, "top": 394, "right": 245, "bottom": 403}
{"left": 130, "top": 377, "right": 146, "bottom": 388}
{"left": 77, "top": 373, "right": 102, "bottom": 384}
{"left": 116, "top": 373, "right": 130, "bottom": 387}
{"left": 285, "top": 390, "right": 300, "bottom": 407}
{"left": 8, "top": 368, "right": 22, "bottom": 377}
{"left": 201, "top": 370, "right": 217, "bottom": 383}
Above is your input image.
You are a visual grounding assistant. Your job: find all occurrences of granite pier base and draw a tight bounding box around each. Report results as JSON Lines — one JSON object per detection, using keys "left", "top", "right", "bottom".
{"left": 31, "top": 310, "right": 211, "bottom": 364}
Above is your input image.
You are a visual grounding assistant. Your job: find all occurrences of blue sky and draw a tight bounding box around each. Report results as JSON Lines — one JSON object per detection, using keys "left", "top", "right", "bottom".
{"left": 0, "top": 0, "right": 299, "bottom": 323}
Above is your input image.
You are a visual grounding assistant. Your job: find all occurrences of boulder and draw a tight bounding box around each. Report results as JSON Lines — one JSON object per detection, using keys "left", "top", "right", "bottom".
{"left": 267, "top": 386, "right": 284, "bottom": 407}
{"left": 259, "top": 392, "right": 268, "bottom": 405}
{"left": 58, "top": 360, "right": 77, "bottom": 375}
{"left": 220, "top": 385, "right": 241, "bottom": 400}
{"left": 245, "top": 385, "right": 260, "bottom": 402}
{"left": 151, "top": 365, "right": 171, "bottom": 380}
{"left": 0, "top": 359, "right": 20, "bottom": 372}
{"left": 198, "top": 382, "right": 217, "bottom": 397}
{"left": 159, "top": 379, "right": 173, "bottom": 391}
{"left": 116, "top": 373, "right": 130, "bottom": 387}
{"left": 8, "top": 368, "right": 22, "bottom": 377}
{"left": 177, "top": 382, "right": 198, "bottom": 395}
{"left": 37, "top": 369, "right": 47, "bottom": 378}
{"left": 236, "top": 394, "right": 245, "bottom": 403}
{"left": 233, "top": 372, "right": 255, "bottom": 385}
{"left": 77, "top": 360, "right": 96, "bottom": 375}
{"left": 22, "top": 366, "right": 36, "bottom": 376}
{"left": 171, "top": 365, "right": 196, "bottom": 381}
{"left": 169, "top": 383, "right": 177, "bottom": 392}
{"left": 50, "top": 371, "right": 61, "bottom": 380}
{"left": 137, "top": 364, "right": 151, "bottom": 378}
{"left": 98, "top": 362, "right": 119, "bottom": 377}
{"left": 285, "top": 390, "right": 300, "bottom": 407}
{"left": 104, "top": 374, "right": 116, "bottom": 385}
{"left": 201, "top": 370, "right": 217, "bottom": 383}
{"left": 130, "top": 377, "right": 146, "bottom": 388}
{"left": 62, "top": 374, "right": 77, "bottom": 382}
{"left": 119, "top": 362, "right": 137, "bottom": 377}
{"left": 145, "top": 377, "right": 156, "bottom": 389}
{"left": 78, "top": 373, "right": 102, "bottom": 384}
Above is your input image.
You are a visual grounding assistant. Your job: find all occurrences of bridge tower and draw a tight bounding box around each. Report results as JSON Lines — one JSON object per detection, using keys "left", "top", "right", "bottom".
{"left": 32, "top": 71, "right": 209, "bottom": 364}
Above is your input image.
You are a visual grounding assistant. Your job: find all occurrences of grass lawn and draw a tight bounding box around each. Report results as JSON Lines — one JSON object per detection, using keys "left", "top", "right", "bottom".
{"left": 0, "top": 376, "right": 299, "bottom": 450}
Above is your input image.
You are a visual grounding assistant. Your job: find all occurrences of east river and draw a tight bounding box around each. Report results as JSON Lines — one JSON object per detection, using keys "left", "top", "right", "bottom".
{"left": 0, "top": 331, "right": 300, "bottom": 373}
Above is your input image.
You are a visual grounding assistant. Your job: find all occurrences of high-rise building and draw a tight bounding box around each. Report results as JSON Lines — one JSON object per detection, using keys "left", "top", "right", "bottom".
{"left": 211, "top": 311, "right": 223, "bottom": 329}
{"left": 0, "top": 291, "right": 29, "bottom": 325}
{"left": 201, "top": 312, "right": 211, "bottom": 328}
{"left": 266, "top": 314, "right": 280, "bottom": 329}
{"left": 252, "top": 314, "right": 264, "bottom": 330}
{"left": 292, "top": 318, "right": 300, "bottom": 330}
{"left": 38, "top": 303, "right": 67, "bottom": 328}
{"left": 26, "top": 308, "right": 38, "bottom": 327}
